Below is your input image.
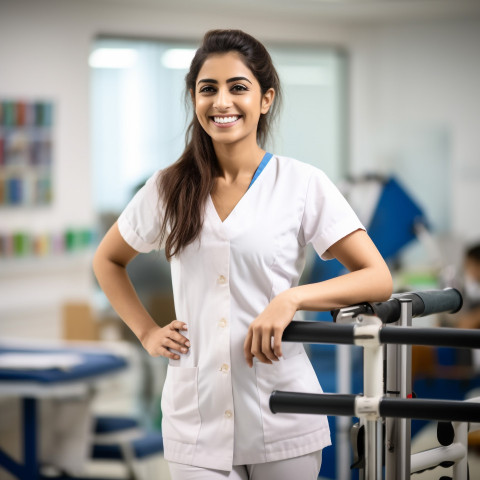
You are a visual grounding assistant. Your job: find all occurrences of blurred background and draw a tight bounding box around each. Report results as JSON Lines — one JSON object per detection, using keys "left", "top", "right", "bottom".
{"left": 1, "top": 0, "right": 480, "bottom": 479}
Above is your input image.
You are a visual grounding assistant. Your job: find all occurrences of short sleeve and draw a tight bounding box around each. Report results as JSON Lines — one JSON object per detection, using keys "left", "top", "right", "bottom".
{"left": 300, "top": 168, "right": 364, "bottom": 260}
{"left": 117, "top": 170, "right": 165, "bottom": 253}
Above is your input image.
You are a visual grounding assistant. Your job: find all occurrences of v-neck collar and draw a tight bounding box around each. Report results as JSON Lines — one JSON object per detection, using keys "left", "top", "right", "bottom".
{"left": 248, "top": 152, "right": 273, "bottom": 190}
{"left": 208, "top": 152, "right": 273, "bottom": 227}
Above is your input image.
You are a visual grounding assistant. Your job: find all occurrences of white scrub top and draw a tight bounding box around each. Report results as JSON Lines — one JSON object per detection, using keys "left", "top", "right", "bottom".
{"left": 118, "top": 155, "right": 364, "bottom": 471}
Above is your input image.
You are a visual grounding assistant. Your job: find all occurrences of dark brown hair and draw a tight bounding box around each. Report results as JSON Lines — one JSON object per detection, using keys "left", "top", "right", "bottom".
{"left": 158, "top": 29, "right": 281, "bottom": 259}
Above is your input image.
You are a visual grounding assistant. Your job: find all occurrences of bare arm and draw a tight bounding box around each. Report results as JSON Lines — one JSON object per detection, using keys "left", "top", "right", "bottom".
{"left": 92, "top": 222, "right": 190, "bottom": 359}
{"left": 291, "top": 229, "right": 393, "bottom": 310}
{"left": 244, "top": 229, "right": 393, "bottom": 367}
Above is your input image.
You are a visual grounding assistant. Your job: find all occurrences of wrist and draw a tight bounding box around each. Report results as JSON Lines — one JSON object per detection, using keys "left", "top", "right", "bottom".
{"left": 278, "top": 288, "right": 301, "bottom": 312}
{"left": 136, "top": 322, "right": 160, "bottom": 346}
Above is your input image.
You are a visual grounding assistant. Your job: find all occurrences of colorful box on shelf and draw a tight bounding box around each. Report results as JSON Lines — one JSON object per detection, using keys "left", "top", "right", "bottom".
{"left": 0, "top": 228, "right": 96, "bottom": 259}
{"left": 0, "top": 176, "right": 52, "bottom": 206}
{"left": 0, "top": 99, "right": 54, "bottom": 207}
{"left": 0, "top": 101, "right": 53, "bottom": 128}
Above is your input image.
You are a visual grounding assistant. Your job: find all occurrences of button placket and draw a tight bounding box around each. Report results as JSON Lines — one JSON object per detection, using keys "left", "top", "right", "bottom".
{"left": 219, "top": 317, "right": 227, "bottom": 328}
{"left": 213, "top": 241, "right": 234, "bottom": 438}
{"left": 220, "top": 363, "right": 230, "bottom": 373}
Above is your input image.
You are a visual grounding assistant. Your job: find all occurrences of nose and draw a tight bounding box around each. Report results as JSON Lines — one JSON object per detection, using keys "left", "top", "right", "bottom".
{"left": 213, "top": 87, "right": 232, "bottom": 110}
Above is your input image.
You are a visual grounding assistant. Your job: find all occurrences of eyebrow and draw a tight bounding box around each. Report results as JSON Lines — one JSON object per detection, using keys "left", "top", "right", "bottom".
{"left": 197, "top": 76, "right": 253, "bottom": 86}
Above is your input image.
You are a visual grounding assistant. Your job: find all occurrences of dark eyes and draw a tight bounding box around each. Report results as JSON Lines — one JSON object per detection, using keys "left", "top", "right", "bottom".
{"left": 231, "top": 84, "right": 248, "bottom": 92}
{"left": 199, "top": 85, "right": 216, "bottom": 93}
{"left": 199, "top": 84, "right": 248, "bottom": 94}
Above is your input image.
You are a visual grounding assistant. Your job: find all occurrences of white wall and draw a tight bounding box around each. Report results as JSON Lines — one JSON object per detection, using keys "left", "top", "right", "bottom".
{"left": 0, "top": 0, "right": 355, "bottom": 232}
{"left": 349, "top": 20, "right": 480, "bottom": 241}
{"left": 1, "top": 0, "right": 479, "bottom": 336}
{"left": 0, "top": 0, "right": 356, "bottom": 337}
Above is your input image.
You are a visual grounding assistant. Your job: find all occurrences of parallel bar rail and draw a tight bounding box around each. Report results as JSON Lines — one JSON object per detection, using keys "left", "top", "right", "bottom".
{"left": 275, "top": 289, "right": 471, "bottom": 480}
{"left": 331, "top": 287, "right": 462, "bottom": 324}
{"left": 270, "top": 392, "right": 480, "bottom": 423}
{"left": 282, "top": 321, "right": 480, "bottom": 349}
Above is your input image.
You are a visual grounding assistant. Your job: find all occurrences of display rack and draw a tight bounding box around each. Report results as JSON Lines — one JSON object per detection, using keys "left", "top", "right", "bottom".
{"left": 0, "top": 99, "right": 53, "bottom": 206}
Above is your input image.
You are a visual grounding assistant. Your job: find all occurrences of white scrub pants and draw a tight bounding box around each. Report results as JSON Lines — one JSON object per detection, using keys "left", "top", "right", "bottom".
{"left": 168, "top": 450, "right": 322, "bottom": 480}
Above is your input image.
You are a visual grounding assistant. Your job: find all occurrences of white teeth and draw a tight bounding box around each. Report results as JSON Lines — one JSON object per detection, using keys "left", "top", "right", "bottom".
{"left": 213, "top": 116, "right": 239, "bottom": 124}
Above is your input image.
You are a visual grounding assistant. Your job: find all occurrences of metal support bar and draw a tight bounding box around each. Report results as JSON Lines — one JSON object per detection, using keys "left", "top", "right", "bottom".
{"left": 385, "top": 299, "right": 412, "bottom": 480}
{"left": 282, "top": 321, "right": 480, "bottom": 349}
{"left": 410, "top": 443, "right": 466, "bottom": 474}
{"left": 452, "top": 422, "right": 468, "bottom": 479}
{"left": 335, "top": 344, "right": 352, "bottom": 480}
{"left": 0, "top": 397, "right": 39, "bottom": 479}
{"left": 270, "top": 393, "right": 480, "bottom": 423}
{"left": 361, "top": 317, "right": 383, "bottom": 480}
{"left": 24, "top": 397, "right": 38, "bottom": 479}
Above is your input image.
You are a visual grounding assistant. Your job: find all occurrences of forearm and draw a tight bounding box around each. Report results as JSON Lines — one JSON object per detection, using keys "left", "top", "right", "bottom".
{"left": 289, "top": 264, "right": 392, "bottom": 312}
{"left": 93, "top": 252, "right": 158, "bottom": 343}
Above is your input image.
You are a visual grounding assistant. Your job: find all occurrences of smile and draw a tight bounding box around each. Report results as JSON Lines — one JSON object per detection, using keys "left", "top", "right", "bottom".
{"left": 212, "top": 115, "right": 241, "bottom": 125}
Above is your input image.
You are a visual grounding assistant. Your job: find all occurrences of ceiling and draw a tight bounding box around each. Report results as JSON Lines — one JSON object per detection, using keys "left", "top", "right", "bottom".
{"left": 91, "top": 0, "right": 480, "bottom": 24}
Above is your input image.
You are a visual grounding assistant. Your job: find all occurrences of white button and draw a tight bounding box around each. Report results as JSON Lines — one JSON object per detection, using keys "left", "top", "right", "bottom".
{"left": 220, "top": 363, "right": 229, "bottom": 372}
{"left": 219, "top": 318, "right": 227, "bottom": 328}
{"left": 224, "top": 410, "right": 233, "bottom": 418}
{"left": 217, "top": 275, "right": 227, "bottom": 285}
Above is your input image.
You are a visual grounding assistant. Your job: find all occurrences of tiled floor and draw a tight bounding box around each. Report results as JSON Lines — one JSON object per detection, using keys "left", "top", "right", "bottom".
{"left": 81, "top": 416, "right": 480, "bottom": 480}
{"left": 83, "top": 457, "right": 171, "bottom": 479}
{"left": 83, "top": 430, "right": 480, "bottom": 480}
{"left": 0, "top": 435, "right": 474, "bottom": 480}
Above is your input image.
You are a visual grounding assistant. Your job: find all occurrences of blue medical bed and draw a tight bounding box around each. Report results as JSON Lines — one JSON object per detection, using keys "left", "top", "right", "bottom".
{"left": 0, "top": 344, "right": 128, "bottom": 480}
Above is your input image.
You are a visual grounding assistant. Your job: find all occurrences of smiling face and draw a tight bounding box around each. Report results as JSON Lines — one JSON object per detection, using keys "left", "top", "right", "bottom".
{"left": 192, "top": 52, "right": 274, "bottom": 149}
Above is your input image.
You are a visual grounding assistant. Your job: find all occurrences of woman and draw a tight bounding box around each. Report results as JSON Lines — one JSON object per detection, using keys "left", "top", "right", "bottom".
{"left": 93, "top": 29, "right": 392, "bottom": 480}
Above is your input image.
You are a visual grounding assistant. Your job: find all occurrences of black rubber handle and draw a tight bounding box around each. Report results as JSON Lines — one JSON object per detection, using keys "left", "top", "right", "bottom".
{"left": 380, "top": 397, "right": 480, "bottom": 422}
{"left": 332, "top": 288, "right": 463, "bottom": 324}
{"left": 270, "top": 391, "right": 355, "bottom": 415}
{"left": 379, "top": 325, "right": 480, "bottom": 349}
{"left": 282, "top": 321, "right": 355, "bottom": 345}
{"left": 412, "top": 288, "right": 463, "bottom": 317}
{"left": 282, "top": 320, "right": 480, "bottom": 349}
{"left": 270, "top": 392, "right": 480, "bottom": 422}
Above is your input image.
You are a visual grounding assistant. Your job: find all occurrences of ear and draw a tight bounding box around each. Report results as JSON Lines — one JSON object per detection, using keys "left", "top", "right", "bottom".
{"left": 260, "top": 88, "right": 275, "bottom": 115}
{"left": 189, "top": 88, "right": 195, "bottom": 104}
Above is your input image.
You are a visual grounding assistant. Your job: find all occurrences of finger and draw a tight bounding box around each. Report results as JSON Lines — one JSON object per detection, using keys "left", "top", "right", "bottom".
{"left": 261, "top": 328, "right": 278, "bottom": 362}
{"left": 163, "top": 338, "right": 189, "bottom": 354}
{"left": 168, "top": 330, "right": 191, "bottom": 347}
{"left": 164, "top": 348, "right": 181, "bottom": 360}
{"left": 272, "top": 326, "right": 283, "bottom": 359}
{"left": 171, "top": 320, "right": 188, "bottom": 331}
{"left": 251, "top": 328, "right": 272, "bottom": 365}
{"left": 244, "top": 330, "right": 254, "bottom": 367}
{"left": 150, "top": 346, "right": 180, "bottom": 360}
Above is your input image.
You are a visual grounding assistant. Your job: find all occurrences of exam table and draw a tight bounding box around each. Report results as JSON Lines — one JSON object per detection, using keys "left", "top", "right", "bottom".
{"left": 0, "top": 342, "right": 128, "bottom": 480}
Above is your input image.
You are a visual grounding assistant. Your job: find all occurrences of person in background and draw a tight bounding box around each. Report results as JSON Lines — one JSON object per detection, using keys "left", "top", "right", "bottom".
{"left": 458, "top": 243, "right": 480, "bottom": 329}
{"left": 93, "top": 29, "right": 392, "bottom": 480}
